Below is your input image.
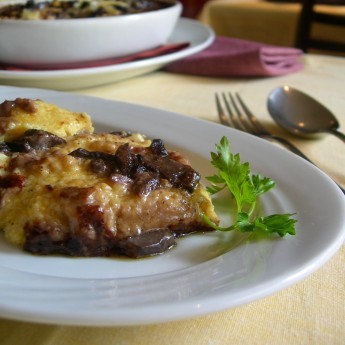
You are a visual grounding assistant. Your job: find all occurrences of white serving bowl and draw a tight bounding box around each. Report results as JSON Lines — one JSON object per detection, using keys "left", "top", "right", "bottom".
{"left": 0, "top": 1, "right": 182, "bottom": 66}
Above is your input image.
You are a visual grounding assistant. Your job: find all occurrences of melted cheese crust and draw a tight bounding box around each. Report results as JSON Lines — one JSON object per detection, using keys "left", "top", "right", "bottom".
{"left": 0, "top": 99, "right": 93, "bottom": 141}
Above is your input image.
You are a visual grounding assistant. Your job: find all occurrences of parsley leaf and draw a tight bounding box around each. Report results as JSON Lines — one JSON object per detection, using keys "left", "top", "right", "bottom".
{"left": 204, "top": 136, "right": 297, "bottom": 237}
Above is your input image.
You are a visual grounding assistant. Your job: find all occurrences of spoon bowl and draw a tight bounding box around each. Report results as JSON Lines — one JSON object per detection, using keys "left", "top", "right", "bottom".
{"left": 267, "top": 86, "right": 345, "bottom": 143}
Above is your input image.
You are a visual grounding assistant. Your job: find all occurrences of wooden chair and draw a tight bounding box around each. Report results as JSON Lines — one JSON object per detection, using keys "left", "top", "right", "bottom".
{"left": 295, "top": 0, "right": 345, "bottom": 53}
{"left": 180, "top": 0, "right": 209, "bottom": 18}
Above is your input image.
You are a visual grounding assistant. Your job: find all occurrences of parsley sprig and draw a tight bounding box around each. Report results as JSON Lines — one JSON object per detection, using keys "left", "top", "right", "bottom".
{"left": 203, "top": 137, "right": 297, "bottom": 237}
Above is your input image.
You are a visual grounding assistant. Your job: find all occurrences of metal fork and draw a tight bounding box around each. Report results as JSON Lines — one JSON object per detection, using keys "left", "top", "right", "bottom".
{"left": 216, "top": 92, "right": 345, "bottom": 194}
{"left": 216, "top": 92, "right": 312, "bottom": 162}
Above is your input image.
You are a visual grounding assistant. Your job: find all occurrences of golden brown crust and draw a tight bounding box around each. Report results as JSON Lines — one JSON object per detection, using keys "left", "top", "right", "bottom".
{"left": 0, "top": 98, "right": 93, "bottom": 142}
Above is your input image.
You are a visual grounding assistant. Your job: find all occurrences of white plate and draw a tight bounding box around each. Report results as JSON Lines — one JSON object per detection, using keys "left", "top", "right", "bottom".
{"left": 0, "top": 86, "right": 344, "bottom": 326}
{"left": 0, "top": 18, "right": 214, "bottom": 90}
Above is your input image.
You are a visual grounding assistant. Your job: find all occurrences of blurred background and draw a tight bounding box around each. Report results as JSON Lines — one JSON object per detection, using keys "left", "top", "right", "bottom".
{"left": 1, "top": 0, "right": 344, "bottom": 55}
{"left": 182, "top": 0, "right": 345, "bottom": 55}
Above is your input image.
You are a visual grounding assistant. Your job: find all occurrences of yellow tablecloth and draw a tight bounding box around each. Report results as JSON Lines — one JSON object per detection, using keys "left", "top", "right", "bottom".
{"left": 0, "top": 53, "right": 344, "bottom": 344}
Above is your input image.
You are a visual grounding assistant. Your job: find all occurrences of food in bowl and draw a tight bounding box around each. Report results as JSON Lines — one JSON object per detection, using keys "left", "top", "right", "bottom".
{"left": 0, "top": 0, "right": 176, "bottom": 20}
{"left": 0, "top": 0, "right": 182, "bottom": 66}
{"left": 0, "top": 98, "right": 219, "bottom": 258}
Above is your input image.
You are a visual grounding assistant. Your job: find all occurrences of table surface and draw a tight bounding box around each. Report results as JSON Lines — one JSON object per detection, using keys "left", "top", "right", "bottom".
{"left": 0, "top": 53, "right": 344, "bottom": 345}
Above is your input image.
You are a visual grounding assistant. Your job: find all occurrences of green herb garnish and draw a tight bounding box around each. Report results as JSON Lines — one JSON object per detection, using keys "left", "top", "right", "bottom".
{"left": 203, "top": 136, "right": 297, "bottom": 237}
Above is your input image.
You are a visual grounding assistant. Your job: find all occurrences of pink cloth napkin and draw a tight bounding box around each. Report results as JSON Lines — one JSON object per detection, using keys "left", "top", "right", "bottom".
{"left": 0, "top": 42, "right": 190, "bottom": 71}
{"left": 164, "top": 36, "right": 304, "bottom": 77}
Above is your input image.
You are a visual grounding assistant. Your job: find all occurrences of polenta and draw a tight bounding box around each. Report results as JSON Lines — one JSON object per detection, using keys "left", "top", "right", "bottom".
{"left": 0, "top": 98, "right": 218, "bottom": 258}
{"left": 0, "top": 98, "right": 93, "bottom": 141}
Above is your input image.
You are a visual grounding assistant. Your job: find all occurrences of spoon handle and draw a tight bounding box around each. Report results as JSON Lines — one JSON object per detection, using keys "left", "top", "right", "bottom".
{"left": 265, "top": 134, "right": 345, "bottom": 194}
{"left": 325, "top": 128, "right": 345, "bottom": 144}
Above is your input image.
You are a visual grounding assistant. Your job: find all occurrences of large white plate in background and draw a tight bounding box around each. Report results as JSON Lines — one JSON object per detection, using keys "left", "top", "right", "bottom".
{"left": 0, "top": 18, "right": 214, "bottom": 90}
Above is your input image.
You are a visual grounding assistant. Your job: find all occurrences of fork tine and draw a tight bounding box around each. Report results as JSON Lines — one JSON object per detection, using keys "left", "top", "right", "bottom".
{"left": 227, "top": 92, "right": 254, "bottom": 133}
{"left": 220, "top": 92, "right": 246, "bottom": 131}
{"left": 215, "top": 93, "right": 232, "bottom": 127}
{"left": 235, "top": 93, "right": 269, "bottom": 135}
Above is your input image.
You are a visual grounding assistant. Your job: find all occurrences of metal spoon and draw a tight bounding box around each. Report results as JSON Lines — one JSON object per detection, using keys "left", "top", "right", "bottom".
{"left": 267, "top": 86, "right": 345, "bottom": 143}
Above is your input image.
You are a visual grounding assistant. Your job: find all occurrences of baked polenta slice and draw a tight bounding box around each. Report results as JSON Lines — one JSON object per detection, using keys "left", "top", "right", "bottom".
{"left": 0, "top": 98, "right": 93, "bottom": 141}
{"left": 0, "top": 101, "right": 218, "bottom": 258}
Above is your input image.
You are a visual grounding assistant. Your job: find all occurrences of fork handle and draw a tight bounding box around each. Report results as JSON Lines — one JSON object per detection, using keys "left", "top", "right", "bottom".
{"left": 263, "top": 135, "right": 312, "bottom": 162}
{"left": 264, "top": 135, "right": 345, "bottom": 194}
